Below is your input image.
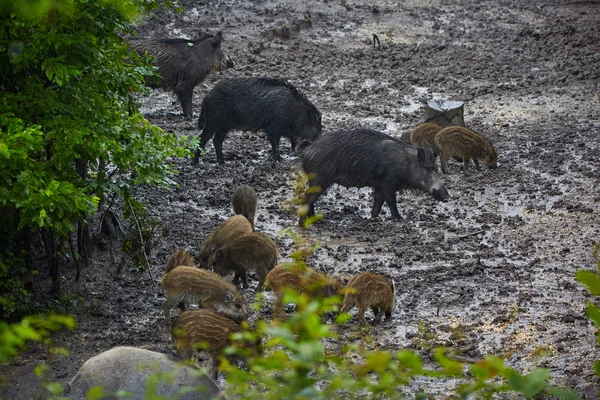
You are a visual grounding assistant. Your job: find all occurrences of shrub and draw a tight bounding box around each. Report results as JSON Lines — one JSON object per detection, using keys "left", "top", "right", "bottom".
{"left": 0, "top": 0, "right": 187, "bottom": 310}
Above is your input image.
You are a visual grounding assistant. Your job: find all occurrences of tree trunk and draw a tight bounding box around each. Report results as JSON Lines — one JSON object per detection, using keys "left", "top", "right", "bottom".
{"left": 422, "top": 100, "right": 465, "bottom": 127}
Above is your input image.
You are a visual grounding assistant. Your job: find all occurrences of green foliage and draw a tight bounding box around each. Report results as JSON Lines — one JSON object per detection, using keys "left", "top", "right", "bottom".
{"left": 217, "top": 228, "right": 576, "bottom": 399}
{"left": 281, "top": 171, "right": 324, "bottom": 228}
{"left": 0, "top": 251, "right": 37, "bottom": 318}
{"left": 577, "top": 243, "right": 600, "bottom": 380}
{"left": 122, "top": 196, "right": 164, "bottom": 270}
{"left": 0, "top": 313, "right": 75, "bottom": 363}
{"left": 220, "top": 290, "right": 577, "bottom": 399}
{"left": 0, "top": 0, "right": 189, "bottom": 303}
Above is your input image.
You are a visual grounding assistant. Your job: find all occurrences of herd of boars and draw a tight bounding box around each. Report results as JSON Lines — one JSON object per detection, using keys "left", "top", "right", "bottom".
{"left": 69, "top": 28, "right": 499, "bottom": 399}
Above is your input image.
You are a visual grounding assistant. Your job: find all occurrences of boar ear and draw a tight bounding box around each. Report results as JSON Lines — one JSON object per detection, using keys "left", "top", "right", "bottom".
{"left": 213, "top": 31, "right": 223, "bottom": 47}
{"left": 215, "top": 249, "right": 224, "bottom": 262}
{"left": 225, "top": 290, "right": 234, "bottom": 302}
{"left": 417, "top": 147, "right": 435, "bottom": 168}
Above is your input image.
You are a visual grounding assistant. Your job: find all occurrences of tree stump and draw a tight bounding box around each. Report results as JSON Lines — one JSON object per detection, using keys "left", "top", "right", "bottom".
{"left": 422, "top": 100, "right": 465, "bottom": 127}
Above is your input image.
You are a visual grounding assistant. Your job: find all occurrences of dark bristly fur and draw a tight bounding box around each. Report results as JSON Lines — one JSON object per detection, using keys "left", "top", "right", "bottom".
{"left": 161, "top": 267, "right": 247, "bottom": 326}
{"left": 194, "top": 76, "right": 322, "bottom": 164}
{"left": 299, "top": 129, "right": 449, "bottom": 225}
{"left": 130, "top": 32, "right": 233, "bottom": 120}
{"left": 341, "top": 272, "right": 395, "bottom": 326}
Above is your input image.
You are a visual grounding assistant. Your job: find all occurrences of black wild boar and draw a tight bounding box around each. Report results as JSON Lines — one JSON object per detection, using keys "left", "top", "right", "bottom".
{"left": 131, "top": 32, "right": 233, "bottom": 120}
{"left": 193, "top": 77, "right": 322, "bottom": 164}
{"left": 299, "top": 129, "right": 449, "bottom": 225}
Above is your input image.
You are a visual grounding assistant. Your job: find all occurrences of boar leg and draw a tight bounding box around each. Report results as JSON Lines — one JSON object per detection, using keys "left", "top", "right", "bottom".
{"left": 213, "top": 130, "right": 228, "bottom": 164}
{"left": 382, "top": 187, "right": 401, "bottom": 219}
{"left": 357, "top": 303, "right": 369, "bottom": 326}
{"left": 232, "top": 272, "right": 241, "bottom": 286}
{"left": 473, "top": 159, "right": 481, "bottom": 171}
{"left": 384, "top": 306, "right": 393, "bottom": 322}
{"left": 462, "top": 156, "right": 471, "bottom": 172}
{"left": 440, "top": 153, "right": 450, "bottom": 174}
{"left": 371, "top": 306, "right": 381, "bottom": 323}
{"left": 195, "top": 127, "right": 217, "bottom": 164}
{"left": 299, "top": 178, "right": 327, "bottom": 225}
{"left": 256, "top": 272, "right": 267, "bottom": 292}
{"left": 339, "top": 296, "right": 353, "bottom": 315}
{"left": 176, "top": 86, "right": 194, "bottom": 120}
{"left": 163, "top": 298, "right": 177, "bottom": 326}
{"left": 234, "top": 268, "right": 248, "bottom": 289}
{"left": 273, "top": 292, "right": 286, "bottom": 320}
{"left": 267, "top": 132, "right": 283, "bottom": 163}
{"left": 290, "top": 136, "right": 297, "bottom": 152}
{"left": 371, "top": 188, "right": 385, "bottom": 218}
{"left": 211, "top": 355, "right": 221, "bottom": 380}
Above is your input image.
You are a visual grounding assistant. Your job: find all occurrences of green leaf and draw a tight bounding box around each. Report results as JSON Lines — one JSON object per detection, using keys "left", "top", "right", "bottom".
{"left": 505, "top": 368, "right": 548, "bottom": 398}
{"left": 396, "top": 350, "right": 423, "bottom": 373}
{"left": 546, "top": 386, "right": 583, "bottom": 400}
{"left": 594, "top": 360, "right": 600, "bottom": 378}
{"left": 434, "top": 348, "right": 463, "bottom": 377}
{"left": 576, "top": 270, "right": 600, "bottom": 295}
{"left": 585, "top": 302, "right": 600, "bottom": 327}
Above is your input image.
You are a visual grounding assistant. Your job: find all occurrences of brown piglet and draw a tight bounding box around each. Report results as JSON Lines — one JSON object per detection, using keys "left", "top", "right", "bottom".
{"left": 161, "top": 266, "right": 247, "bottom": 326}
{"left": 198, "top": 215, "right": 253, "bottom": 269}
{"left": 171, "top": 309, "right": 260, "bottom": 380}
{"left": 340, "top": 272, "right": 395, "bottom": 326}
{"left": 409, "top": 122, "right": 443, "bottom": 156}
{"left": 434, "top": 126, "right": 498, "bottom": 173}
{"left": 165, "top": 249, "right": 195, "bottom": 274}
{"left": 213, "top": 232, "right": 278, "bottom": 291}
{"left": 266, "top": 262, "right": 341, "bottom": 320}
{"left": 232, "top": 184, "right": 258, "bottom": 229}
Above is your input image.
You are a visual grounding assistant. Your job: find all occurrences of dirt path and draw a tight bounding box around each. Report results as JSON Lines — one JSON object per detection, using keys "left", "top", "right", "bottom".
{"left": 1, "top": 0, "right": 599, "bottom": 398}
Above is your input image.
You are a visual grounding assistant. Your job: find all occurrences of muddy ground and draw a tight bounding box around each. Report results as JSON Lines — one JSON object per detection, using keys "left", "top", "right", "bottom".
{"left": 2, "top": 0, "right": 600, "bottom": 398}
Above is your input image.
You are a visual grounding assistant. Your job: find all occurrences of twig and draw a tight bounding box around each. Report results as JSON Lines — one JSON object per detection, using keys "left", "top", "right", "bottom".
{"left": 126, "top": 198, "right": 156, "bottom": 287}
{"left": 97, "top": 193, "right": 118, "bottom": 235}
{"left": 458, "top": 230, "right": 485, "bottom": 239}
{"left": 68, "top": 236, "right": 81, "bottom": 282}
{"left": 373, "top": 34, "right": 381, "bottom": 50}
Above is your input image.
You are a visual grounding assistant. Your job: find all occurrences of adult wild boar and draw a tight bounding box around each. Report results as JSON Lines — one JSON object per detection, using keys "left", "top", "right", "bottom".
{"left": 131, "top": 32, "right": 233, "bottom": 120}
{"left": 67, "top": 346, "right": 221, "bottom": 400}
{"left": 194, "top": 77, "right": 322, "bottom": 164}
{"left": 299, "top": 129, "right": 449, "bottom": 225}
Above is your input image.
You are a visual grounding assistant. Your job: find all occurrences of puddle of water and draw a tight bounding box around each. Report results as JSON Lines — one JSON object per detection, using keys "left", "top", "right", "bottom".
{"left": 473, "top": 187, "right": 525, "bottom": 217}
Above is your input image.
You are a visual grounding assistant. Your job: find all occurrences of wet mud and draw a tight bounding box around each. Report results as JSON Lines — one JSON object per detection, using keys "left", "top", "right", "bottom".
{"left": 2, "top": 0, "right": 600, "bottom": 398}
